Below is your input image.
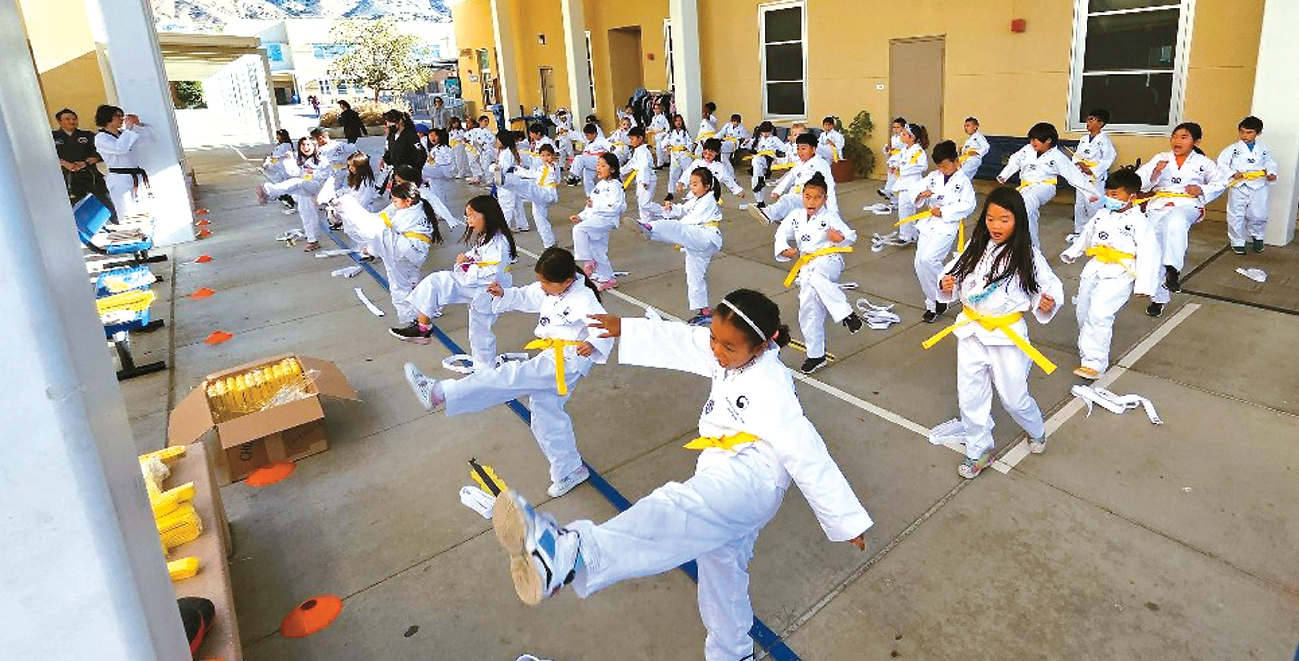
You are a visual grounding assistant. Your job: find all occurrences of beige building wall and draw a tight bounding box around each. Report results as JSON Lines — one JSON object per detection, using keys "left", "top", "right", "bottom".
{"left": 18, "top": 0, "right": 111, "bottom": 127}
{"left": 508, "top": 0, "right": 571, "bottom": 115}
{"left": 700, "top": 0, "right": 1263, "bottom": 180}
{"left": 584, "top": 0, "right": 669, "bottom": 126}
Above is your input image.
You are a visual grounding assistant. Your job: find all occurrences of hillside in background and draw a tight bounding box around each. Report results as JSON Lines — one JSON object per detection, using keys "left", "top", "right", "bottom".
{"left": 153, "top": 0, "right": 451, "bottom": 31}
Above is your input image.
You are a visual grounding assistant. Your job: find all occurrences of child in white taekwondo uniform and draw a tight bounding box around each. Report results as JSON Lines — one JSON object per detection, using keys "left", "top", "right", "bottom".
{"left": 466, "top": 116, "right": 497, "bottom": 185}
{"left": 570, "top": 153, "right": 627, "bottom": 290}
{"left": 261, "top": 129, "right": 297, "bottom": 213}
{"left": 996, "top": 122, "right": 1100, "bottom": 247}
{"left": 958, "top": 117, "right": 990, "bottom": 180}
{"left": 774, "top": 173, "right": 866, "bottom": 375}
{"left": 329, "top": 152, "right": 379, "bottom": 236}
{"left": 675, "top": 138, "right": 746, "bottom": 204}
{"left": 93, "top": 105, "right": 152, "bottom": 218}
{"left": 632, "top": 166, "right": 726, "bottom": 327}
{"left": 490, "top": 287, "right": 872, "bottom": 661}
{"left": 752, "top": 133, "right": 837, "bottom": 225}
{"left": 749, "top": 121, "right": 785, "bottom": 196}
{"left": 647, "top": 102, "right": 671, "bottom": 167}
{"left": 394, "top": 196, "right": 517, "bottom": 370}
{"left": 500, "top": 144, "right": 562, "bottom": 249}
{"left": 620, "top": 126, "right": 658, "bottom": 221}
{"left": 494, "top": 131, "right": 530, "bottom": 233}
{"left": 925, "top": 187, "right": 1064, "bottom": 479}
{"left": 550, "top": 108, "right": 576, "bottom": 171}
{"left": 525, "top": 123, "right": 557, "bottom": 170}
{"left": 608, "top": 116, "right": 633, "bottom": 165}
{"left": 569, "top": 124, "right": 613, "bottom": 196}
{"left": 1216, "top": 115, "right": 1278, "bottom": 255}
{"left": 891, "top": 123, "right": 932, "bottom": 245}
{"left": 696, "top": 102, "right": 720, "bottom": 157}
{"left": 330, "top": 181, "right": 439, "bottom": 327}
{"left": 1061, "top": 169, "right": 1160, "bottom": 380}
{"left": 816, "top": 116, "right": 845, "bottom": 165}
{"left": 906, "top": 141, "right": 978, "bottom": 324}
{"left": 448, "top": 117, "right": 470, "bottom": 179}
{"left": 404, "top": 247, "right": 611, "bottom": 497}
{"left": 311, "top": 127, "right": 351, "bottom": 197}
{"left": 1069, "top": 108, "right": 1118, "bottom": 239}
{"left": 717, "top": 113, "right": 751, "bottom": 180}
{"left": 254, "top": 137, "right": 327, "bottom": 251}
{"left": 1135, "top": 121, "right": 1229, "bottom": 317}
{"left": 878, "top": 116, "right": 906, "bottom": 207}
{"left": 662, "top": 114, "right": 697, "bottom": 191}
{"left": 421, "top": 128, "right": 459, "bottom": 218}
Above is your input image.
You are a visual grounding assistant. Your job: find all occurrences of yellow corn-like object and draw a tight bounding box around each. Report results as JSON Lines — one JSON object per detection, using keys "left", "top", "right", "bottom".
{"left": 140, "top": 446, "right": 187, "bottom": 465}
{"left": 95, "top": 289, "right": 155, "bottom": 315}
{"left": 469, "top": 459, "right": 508, "bottom": 496}
{"left": 167, "top": 557, "right": 200, "bottom": 581}
{"left": 157, "top": 503, "right": 202, "bottom": 551}
{"left": 150, "top": 482, "right": 196, "bottom": 519}
{"left": 160, "top": 524, "right": 201, "bottom": 551}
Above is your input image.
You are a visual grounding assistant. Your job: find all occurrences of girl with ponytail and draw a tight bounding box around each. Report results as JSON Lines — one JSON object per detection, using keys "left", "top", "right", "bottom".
{"left": 631, "top": 166, "right": 725, "bottom": 325}
{"left": 483, "top": 287, "right": 872, "bottom": 661}
{"left": 403, "top": 246, "right": 611, "bottom": 498}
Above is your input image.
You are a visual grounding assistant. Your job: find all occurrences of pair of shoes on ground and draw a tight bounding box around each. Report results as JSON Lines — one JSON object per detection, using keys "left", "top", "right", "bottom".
{"left": 1233, "top": 239, "right": 1265, "bottom": 255}
{"left": 921, "top": 302, "right": 949, "bottom": 324}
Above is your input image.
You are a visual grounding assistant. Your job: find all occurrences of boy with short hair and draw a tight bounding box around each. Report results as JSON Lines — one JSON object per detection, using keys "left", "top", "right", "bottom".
{"left": 1061, "top": 168, "right": 1160, "bottom": 379}
{"left": 958, "top": 116, "right": 990, "bottom": 180}
{"left": 817, "top": 116, "right": 845, "bottom": 164}
{"left": 1216, "top": 115, "right": 1278, "bottom": 254}
{"left": 621, "top": 127, "right": 658, "bottom": 221}
{"left": 1069, "top": 108, "right": 1117, "bottom": 241}
{"left": 568, "top": 124, "right": 612, "bottom": 195}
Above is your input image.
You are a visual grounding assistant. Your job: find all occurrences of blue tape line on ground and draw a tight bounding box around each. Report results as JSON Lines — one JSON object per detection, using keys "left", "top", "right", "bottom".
{"left": 324, "top": 226, "right": 800, "bottom": 660}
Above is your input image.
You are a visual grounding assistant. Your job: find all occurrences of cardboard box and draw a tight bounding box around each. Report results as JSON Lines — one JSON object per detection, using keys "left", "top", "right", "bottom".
{"left": 168, "top": 353, "right": 358, "bottom": 485}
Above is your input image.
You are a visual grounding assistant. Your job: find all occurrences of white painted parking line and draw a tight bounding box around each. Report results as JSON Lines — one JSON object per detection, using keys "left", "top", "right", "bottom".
{"left": 993, "top": 302, "right": 1201, "bottom": 473}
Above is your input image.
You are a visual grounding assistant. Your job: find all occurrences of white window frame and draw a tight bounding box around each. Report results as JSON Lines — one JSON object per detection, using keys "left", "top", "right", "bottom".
{"left": 663, "top": 18, "right": 675, "bottom": 94}
{"left": 585, "top": 31, "right": 596, "bottom": 111}
{"left": 758, "top": 0, "right": 808, "bottom": 121}
{"left": 1067, "top": 0, "right": 1196, "bottom": 135}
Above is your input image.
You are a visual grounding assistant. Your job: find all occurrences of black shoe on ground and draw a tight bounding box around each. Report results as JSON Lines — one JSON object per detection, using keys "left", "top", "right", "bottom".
{"left": 800, "top": 356, "right": 829, "bottom": 374}
{"left": 842, "top": 312, "right": 864, "bottom": 334}
{"left": 877, "top": 188, "right": 888, "bottom": 199}
{"left": 1146, "top": 302, "right": 1164, "bottom": 318}
{"left": 1164, "top": 265, "right": 1181, "bottom": 292}
{"left": 1232, "top": 245, "right": 1247, "bottom": 255}
{"left": 1253, "top": 238, "right": 1265, "bottom": 253}
{"left": 922, "top": 310, "right": 939, "bottom": 323}
{"left": 934, "top": 302, "right": 948, "bottom": 317}
{"left": 390, "top": 322, "right": 433, "bottom": 344}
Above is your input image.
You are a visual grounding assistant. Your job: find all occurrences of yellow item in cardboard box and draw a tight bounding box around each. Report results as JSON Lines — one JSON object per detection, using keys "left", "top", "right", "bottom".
{"left": 167, "top": 557, "right": 201, "bottom": 582}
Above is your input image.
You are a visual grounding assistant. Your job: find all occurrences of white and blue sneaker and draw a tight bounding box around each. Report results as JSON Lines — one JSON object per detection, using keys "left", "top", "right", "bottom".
{"left": 404, "top": 362, "right": 442, "bottom": 411}
{"left": 547, "top": 465, "right": 590, "bottom": 498}
{"left": 493, "top": 490, "right": 580, "bottom": 605}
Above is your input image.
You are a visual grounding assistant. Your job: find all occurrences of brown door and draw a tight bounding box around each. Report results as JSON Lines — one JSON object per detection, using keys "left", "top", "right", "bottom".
{"left": 540, "top": 67, "right": 557, "bottom": 114}
{"left": 606, "top": 26, "right": 644, "bottom": 117}
{"left": 889, "top": 37, "right": 945, "bottom": 146}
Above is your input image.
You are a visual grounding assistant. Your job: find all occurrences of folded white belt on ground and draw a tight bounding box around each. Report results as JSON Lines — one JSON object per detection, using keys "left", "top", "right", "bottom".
{"left": 1071, "top": 385, "right": 1162, "bottom": 425}
{"left": 855, "top": 297, "right": 902, "bottom": 329}
{"left": 1235, "top": 267, "right": 1267, "bottom": 283}
{"left": 459, "top": 485, "right": 495, "bottom": 519}
{"left": 871, "top": 231, "right": 909, "bottom": 252}
{"left": 331, "top": 265, "right": 362, "bottom": 278}
{"left": 928, "top": 417, "right": 967, "bottom": 446}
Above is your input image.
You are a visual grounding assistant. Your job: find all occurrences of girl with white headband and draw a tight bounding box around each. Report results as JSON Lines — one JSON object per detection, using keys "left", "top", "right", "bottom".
{"left": 488, "top": 287, "right": 872, "bottom": 661}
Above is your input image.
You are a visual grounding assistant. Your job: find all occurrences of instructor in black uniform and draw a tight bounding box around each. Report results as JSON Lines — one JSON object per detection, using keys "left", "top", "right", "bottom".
{"left": 52, "top": 108, "right": 112, "bottom": 210}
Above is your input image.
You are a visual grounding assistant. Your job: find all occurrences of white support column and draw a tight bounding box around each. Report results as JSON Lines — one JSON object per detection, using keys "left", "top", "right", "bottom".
{"left": 560, "top": 0, "right": 593, "bottom": 121}
{"left": 1251, "top": 0, "right": 1299, "bottom": 246}
{"left": 669, "top": 0, "right": 703, "bottom": 129}
{"left": 489, "top": 0, "right": 521, "bottom": 125}
{"left": 0, "top": 1, "right": 191, "bottom": 659}
{"left": 85, "top": 0, "right": 195, "bottom": 246}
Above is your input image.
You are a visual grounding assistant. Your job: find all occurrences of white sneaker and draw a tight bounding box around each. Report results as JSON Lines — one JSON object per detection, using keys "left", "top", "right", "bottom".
{"left": 1028, "top": 436, "right": 1047, "bottom": 454}
{"left": 404, "top": 362, "right": 442, "bottom": 411}
{"left": 1065, "top": 233, "right": 1079, "bottom": 245}
{"left": 547, "top": 465, "right": 590, "bottom": 498}
{"left": 493, "top": 490, "right": 580, "bottom": 605}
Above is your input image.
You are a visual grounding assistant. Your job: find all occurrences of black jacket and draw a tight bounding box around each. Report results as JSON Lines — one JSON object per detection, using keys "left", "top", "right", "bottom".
{"left": 384, "top": 127, "right": 423, "bottom": 171}
{"left": 339, "top": 108, "right": 365, "bottom": 141}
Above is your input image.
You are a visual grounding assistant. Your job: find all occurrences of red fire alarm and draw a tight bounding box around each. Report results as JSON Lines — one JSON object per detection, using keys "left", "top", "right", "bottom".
{"left": 647, "top": 52, "right": 656, "bottom": 61}
{"left": 1011, "top": 18, "right": 1027, "bottom": 33}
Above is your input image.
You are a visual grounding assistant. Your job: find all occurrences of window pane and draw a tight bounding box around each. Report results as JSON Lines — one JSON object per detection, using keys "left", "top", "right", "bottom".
{"left": 1088, "top": 0, "right": 1178, "bottom": 11}
{"left": 764, "top": 7, "right": 802, "bottom": 44}
{"left": 766, "top": 82, "right": 804, "bottom": 116}
{"left": 1079, "top": 73, "right": 1174, "bottom": 126}
{"left": 1083, "top": 9, "right": 1179, "bottom": 71}
{"left": 765, "top": 43, "right": 804, "bottom": 81}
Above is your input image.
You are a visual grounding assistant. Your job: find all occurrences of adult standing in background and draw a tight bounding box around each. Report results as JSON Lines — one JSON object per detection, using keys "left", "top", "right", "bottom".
{"left": 52, "top": 108, "right": 112, "bottom": 211}
{"left": 94, "top": 104, "right": 151, "bottom": 218}
{"left": 310, "top": 94, "right": 321, "bottom": 117}
{"left": 430, "top": 96, "right": 451, "bottom": 131}
{"left": 381, "top": 109, "right": 423, "bottom": 172}
{"left": 338, "top": 100, "right": 366, "bottom": 145}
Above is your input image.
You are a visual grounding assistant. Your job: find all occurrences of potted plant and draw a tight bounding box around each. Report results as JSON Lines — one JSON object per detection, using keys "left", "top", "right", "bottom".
{"left": 833, "top": 110, "right": 875, "bottom": 183}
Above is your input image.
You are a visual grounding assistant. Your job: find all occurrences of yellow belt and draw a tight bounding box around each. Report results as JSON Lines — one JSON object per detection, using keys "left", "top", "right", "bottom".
{"left": 784, "top": 246, "right": 853, "bottom": 288}
{"left": 756, "top": 150, "right": 777, "bottom": 158}
{"left": 958, "top": 149, "right": 979, "bottom": 164}
{"left": 523, "top": 338, "right": 587, "bottom": 395}
{"left": 538, "top": 166, "right": 557, "bottom": 188}
{"left": 1075, "top": 159, "right": 1099, "bottom": 182}
{"left": 1229, "top": 170, "right": 1268, "bottom": 188}
{"left": 670, "top": 145, "right": 689, "bottom": 152}
{"left": 451, "top": 139, "right": 463, "bottom": 147}
{"left": 828, "top": 145, "right": 840, "bottom": 162}
{"left": 1150, "top": 191, "right": 1197, "bottom": 202}
{"left": 333, "top": 163, "right": 347, "bottom": 169}
{"left": 623, "top": 170, "right": 639, "bottom": 189}
{"left": 957, "top": 220, "right": 967, "bottom": 253}
{"left": 684, "top": 431, "right": 759, "bottom": 452}
{"left": 1017, "top": 177, "right": 1057, "bottom": 191}
{"left": 772, "top": 162, "right": 795, "bottom": 172}
{"left": 909, "top": 150, "right": 922, "bottom": 164}
{"left": 895, "top": 209, "right": 932, "bottom": 226}
{"left": 381, "top": 213, "right": 433, "bottom": 244}
{"left": 889, "top": 148, "right": 901, "bottom": 156}
{"left": 723, "top": 136, "right": 740, "bottom": 142}
{"left": 268, "top": 157, "right": 280, "bottom": 164}
{"left": 699, "top": 132, "right": 716, "bottom": 140}
{"left": 922, "top": 308, "right": 1056, "bottom": 374}
{"left": 1085, "top": 245, "right": 1136, "bottom": 277}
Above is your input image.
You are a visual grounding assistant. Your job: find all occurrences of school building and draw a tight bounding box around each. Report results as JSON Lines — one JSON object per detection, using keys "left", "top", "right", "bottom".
{"left": 451, "top": 0, "right": 1298, "bottom": 245}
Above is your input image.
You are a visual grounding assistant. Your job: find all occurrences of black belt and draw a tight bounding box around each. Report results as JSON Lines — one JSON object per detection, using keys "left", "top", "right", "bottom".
{"left": 109, "top": 167, "right": 150, "bottom": 195}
